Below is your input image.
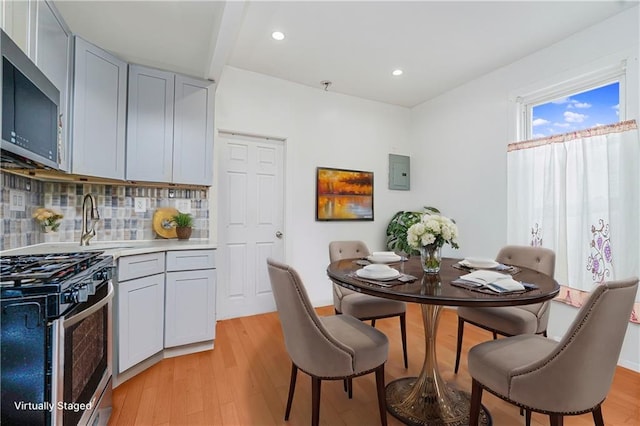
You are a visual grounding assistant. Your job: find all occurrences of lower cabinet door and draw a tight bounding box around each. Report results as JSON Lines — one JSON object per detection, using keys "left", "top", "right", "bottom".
{"left": 165, "top": 269, "right": 216, "bottom": 347}
{"left": 118, "top": 273, "right": 165, "bottom": 372}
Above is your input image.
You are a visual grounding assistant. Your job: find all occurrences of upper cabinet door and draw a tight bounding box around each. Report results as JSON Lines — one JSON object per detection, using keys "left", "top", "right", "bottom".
{"left": 72, "top": 36, "right": 127, "bottom": 179}
{"left": 0, "top": 0, "right": 36, "bottom": 57}
{"left": 126, "top": 65, "right": 174, "bottom": 182}
{"left": 34, "top": 1, "right": 71, "bottom": 171}
{"left": 173, "top": 75, "right": 215, "bottom": 185}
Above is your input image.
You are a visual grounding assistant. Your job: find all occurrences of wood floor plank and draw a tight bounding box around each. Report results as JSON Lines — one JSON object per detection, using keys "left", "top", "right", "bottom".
{"left": 110, "top": 303, "right": 640, "bottom": 426}
{"left": 151, "top": 357, "right": 174, "bottom": 425}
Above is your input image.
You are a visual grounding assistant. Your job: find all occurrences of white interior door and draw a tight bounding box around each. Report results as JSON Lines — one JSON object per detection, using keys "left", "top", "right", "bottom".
{"left": 217, "top": 133, "right": 285, "bottom": 319}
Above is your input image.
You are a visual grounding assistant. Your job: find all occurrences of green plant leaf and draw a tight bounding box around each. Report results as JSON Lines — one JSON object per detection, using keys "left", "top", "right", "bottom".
{"left": 172, "top": 212, "right": 194, "bottom": 228}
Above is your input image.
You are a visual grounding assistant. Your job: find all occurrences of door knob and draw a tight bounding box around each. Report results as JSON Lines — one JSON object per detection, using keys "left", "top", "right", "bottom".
{"left": 276, "top": 231, "right": 283, "bottom": 239}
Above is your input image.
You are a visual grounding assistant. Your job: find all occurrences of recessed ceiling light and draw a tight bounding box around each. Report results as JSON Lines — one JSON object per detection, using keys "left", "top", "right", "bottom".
{"left": 392, "top": 69, "right": 403, "bottom": 76}
{"left": 272, "top": 31, "right": 285, "bottom": 41}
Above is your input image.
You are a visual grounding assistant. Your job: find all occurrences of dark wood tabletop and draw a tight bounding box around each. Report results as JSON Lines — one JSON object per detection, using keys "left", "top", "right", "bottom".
{"left": 327, "top": 257, "right": 560, "bottom": 308}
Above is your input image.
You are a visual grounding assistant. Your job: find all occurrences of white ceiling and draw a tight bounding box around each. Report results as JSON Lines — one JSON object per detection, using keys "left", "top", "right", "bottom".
{"left": 54, "top": 1, "right": 638, "bottom": 108}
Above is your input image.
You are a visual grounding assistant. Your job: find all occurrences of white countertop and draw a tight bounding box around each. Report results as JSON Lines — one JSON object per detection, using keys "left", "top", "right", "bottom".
{"left": 1, "top": 239, "right": 217, "bottom": 258}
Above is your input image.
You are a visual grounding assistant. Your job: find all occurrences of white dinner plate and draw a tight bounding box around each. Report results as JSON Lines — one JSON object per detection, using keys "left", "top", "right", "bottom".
{"left": 460, "top": 257, "right": 500, "bottom": 269}
{"left": 356, "top": 267, "right": 401, "bottom": 281}
{"left": 367, "top": 254, "right": 402, "bottom": 264}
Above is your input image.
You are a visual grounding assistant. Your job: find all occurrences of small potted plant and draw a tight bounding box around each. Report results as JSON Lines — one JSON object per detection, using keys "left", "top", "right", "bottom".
{"left": 172, "top": 212, "right": 194, "bottom": 240}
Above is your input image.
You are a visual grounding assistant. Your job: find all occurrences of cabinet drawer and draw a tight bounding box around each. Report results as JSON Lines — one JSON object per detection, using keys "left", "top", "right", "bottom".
{"left": 166, "top": 250, "right": 216, "bottom": 272}
{"left": 118, "top": 252, "right": 165, "bottom": 281}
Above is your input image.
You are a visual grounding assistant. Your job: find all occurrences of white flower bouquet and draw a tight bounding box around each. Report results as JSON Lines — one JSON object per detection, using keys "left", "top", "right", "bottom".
{"left": 407, "top": 213, "right": 459, "bottom": 250}
{"left": 407, "top": 213, "right": 459, "bottom": 273}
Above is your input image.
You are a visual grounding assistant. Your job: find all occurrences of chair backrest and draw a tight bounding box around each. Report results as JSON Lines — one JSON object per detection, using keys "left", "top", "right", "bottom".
{"left": 509, "top": 277, "right": 639, "bottom": 413}
{"left": 496, "top": 245, "right": 556, "bottom": 331}
{"left": 329, "top": 240, "right": 371, "bottom": 262}
{"left": 329, "top": 241, "right": 371, "bottom": 307}
{"left": 495, "top": 245, "right": 555, "bottom": 276}
{"left": 266, "top": 258, "right": 355, "bottom": 377}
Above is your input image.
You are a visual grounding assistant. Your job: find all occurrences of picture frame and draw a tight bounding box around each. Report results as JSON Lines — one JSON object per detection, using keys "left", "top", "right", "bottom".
{"left": 316, "top": 167, "right": 374, "bottom": 221}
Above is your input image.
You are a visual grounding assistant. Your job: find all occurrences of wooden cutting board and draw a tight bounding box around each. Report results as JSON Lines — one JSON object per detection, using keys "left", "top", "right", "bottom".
{"left": 152, "top": 207, "right": 178, "bottom": 239}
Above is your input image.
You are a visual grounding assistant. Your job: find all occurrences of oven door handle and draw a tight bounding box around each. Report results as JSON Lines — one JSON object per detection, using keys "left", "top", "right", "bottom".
{"left": 63, "top": 282, "right": 114, "bottom": 328}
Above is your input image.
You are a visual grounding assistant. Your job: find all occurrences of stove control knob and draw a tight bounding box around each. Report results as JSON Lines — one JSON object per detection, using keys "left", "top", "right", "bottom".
{"left": 78, "top": 286, "right": 89, "bottom": 303}
{"left": 67, "top": 290, "right": 79, "bottom": 304}
{"left": 86, "top": 281, "right": 96, "bottom": 295}
{"left": 63, "top": 291, "right": 76, "bottom": 304}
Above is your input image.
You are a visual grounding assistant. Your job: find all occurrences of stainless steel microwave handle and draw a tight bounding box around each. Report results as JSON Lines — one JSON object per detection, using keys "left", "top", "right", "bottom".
{"left": 63, "top": 282, "right": 113, "bottom": 328}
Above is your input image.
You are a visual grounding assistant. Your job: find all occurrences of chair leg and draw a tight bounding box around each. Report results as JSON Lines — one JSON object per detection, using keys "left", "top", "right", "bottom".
{"left": 347, "top": 377, "right": 353, "bottom": 399}
{"left": 399, "top": 313, "right": 408, "bottom": 368}
{"left": 549, "top": 414, "right": 564, "bottom": 426}
{"left": 454, "top": 317, "right": 465, "bottom": 373}
{"left": 525, "top": 409, "right": 531, "bottom": 426}
{"left": 592, "top": 405, "right": 604, "bottom": 426}
{"left": 311, "top": 376, "right": 322, "bottom": 426}
{"left": 469, "top": 379, "right": 483, "bottom": 426}
{"left": 371, "top": 319, "right": 377, "bottom": 327}
{"left": 343, "top": 379, "right": 348, "bottom": 393}
{"left": 492, "top": 331, "right": 498, "bottom": 340}
{"left": 375, "top": 364, "right": 388, "bottom": 426}
{"left": 285, "top": 363, "right": 298, "bottom": 420}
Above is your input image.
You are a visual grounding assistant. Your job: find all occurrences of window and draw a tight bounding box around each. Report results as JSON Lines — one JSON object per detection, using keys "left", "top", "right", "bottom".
{"left": 516, "top": 61, "right": 628, "bottom": 141}
{"left": 508, "top": 60, "right": 639, "bottom": 296}
{"left": 530, "top": 81, "right": 620, "bottom": 139}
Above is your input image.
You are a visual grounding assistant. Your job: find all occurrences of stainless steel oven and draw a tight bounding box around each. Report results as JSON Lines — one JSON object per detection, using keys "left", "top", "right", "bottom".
{"left": 1, "top": 252, "right": 114, "bottom": 426}
{"left": 52, "top": 281, "right": 113, "bottom": 426}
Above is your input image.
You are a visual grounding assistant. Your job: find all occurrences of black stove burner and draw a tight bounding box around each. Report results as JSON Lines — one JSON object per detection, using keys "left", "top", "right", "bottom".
{"left": 0, "top": 252, "right": 105, "bottom": 286}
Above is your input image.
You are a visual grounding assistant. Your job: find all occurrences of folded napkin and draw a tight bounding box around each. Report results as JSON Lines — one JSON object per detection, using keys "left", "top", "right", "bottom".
{"left": 459, "top": 270, "right": 525, "bottom": 293}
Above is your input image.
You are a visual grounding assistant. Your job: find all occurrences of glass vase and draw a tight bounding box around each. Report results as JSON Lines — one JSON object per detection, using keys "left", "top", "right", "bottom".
{"left": 420, "top": 244, "right": 442, "bottom": 274}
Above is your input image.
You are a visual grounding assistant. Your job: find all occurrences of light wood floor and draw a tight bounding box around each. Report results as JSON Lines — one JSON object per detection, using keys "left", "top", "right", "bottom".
{"left": 109, "top": 304, "right": 640, "bottom": 426}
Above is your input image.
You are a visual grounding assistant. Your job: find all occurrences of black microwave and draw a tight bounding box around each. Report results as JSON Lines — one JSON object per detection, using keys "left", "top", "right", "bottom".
{"left": 1, "top": 30, "right": 60, "bottom": 170}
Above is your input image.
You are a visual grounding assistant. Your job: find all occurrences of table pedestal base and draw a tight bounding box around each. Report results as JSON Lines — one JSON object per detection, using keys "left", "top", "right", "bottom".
{"left": 386, "top": 377, "right": 491, "bottom": 426}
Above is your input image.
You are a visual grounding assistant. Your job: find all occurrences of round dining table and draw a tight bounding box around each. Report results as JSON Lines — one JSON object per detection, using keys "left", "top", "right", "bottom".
{"left": 326, "top": 256, "right": 560, "bottom": 426}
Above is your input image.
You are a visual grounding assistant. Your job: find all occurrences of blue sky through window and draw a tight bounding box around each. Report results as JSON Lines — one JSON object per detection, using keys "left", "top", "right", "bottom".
{"left": 531, "top": 82, "right": 619, "bottom": 138}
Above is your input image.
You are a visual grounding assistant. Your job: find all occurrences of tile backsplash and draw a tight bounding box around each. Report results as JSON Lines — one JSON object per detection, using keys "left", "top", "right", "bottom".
{"left": 1, "top": 172, "right": 209, "bottom": 251}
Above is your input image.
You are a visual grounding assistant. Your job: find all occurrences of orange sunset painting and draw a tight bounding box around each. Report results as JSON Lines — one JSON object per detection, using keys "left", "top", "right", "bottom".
{"left": 316, "top": 167, "right": 374, "bottom": 220}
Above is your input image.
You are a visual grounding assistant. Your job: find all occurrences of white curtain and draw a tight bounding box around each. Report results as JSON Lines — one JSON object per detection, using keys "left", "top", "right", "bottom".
{"left": 507, "top": 120, "right": 639, "bottom": 292}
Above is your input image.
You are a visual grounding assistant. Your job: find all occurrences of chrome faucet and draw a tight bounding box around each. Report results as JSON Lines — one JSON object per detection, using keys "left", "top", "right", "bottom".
{"left": 80, "top": 193, "right": 100, "bottom": 246}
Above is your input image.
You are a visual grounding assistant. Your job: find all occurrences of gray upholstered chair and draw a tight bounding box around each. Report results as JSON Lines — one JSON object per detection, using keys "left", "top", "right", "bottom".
{"left": 266, "top": 258, "right": 388, "bottom": 426}
{"left": 454, "top": 245, "right": 556, "bottom": 373}
{"left": 468, "top": 277, "right": 638, "bottom": 426}
{"left": 329, "top": 241, "right": 408, "bottom": 368}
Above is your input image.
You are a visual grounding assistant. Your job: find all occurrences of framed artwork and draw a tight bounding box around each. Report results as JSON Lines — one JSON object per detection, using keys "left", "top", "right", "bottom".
{"left": 316, "top": 167, "right": 374, "bottom": 221}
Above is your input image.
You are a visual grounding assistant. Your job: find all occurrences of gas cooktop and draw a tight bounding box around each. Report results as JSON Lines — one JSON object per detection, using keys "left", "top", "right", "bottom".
{"left": 1, "top": 251, "right": 115, "bottom": 319}
{"left": 0, "top": 251, "right": 112, "bottom": 292}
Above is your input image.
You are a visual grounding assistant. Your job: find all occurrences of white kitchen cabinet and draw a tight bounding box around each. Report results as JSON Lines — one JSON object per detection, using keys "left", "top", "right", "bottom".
{"left": 34, "top": 0, "right": 71, "bottom": 171}
{"left": 72, "top": 36, "right": 127, "bottom": 179}
{"left": 165, "top": 250, "right": 216, "bottom": 347}
{"left": 126, "top": 65, "right": 174, "bottom": 182}
{"left": 116, "top": 253, "right": 165, "bottom": 373}
{"left": 172, "top": 74, "right": 215, "bottom": 185}
{"left": 126, "top": 64, "right": 215, "bottom": 185}
{"left": 0, "top": 0, "right": 35, "bottom": 56}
